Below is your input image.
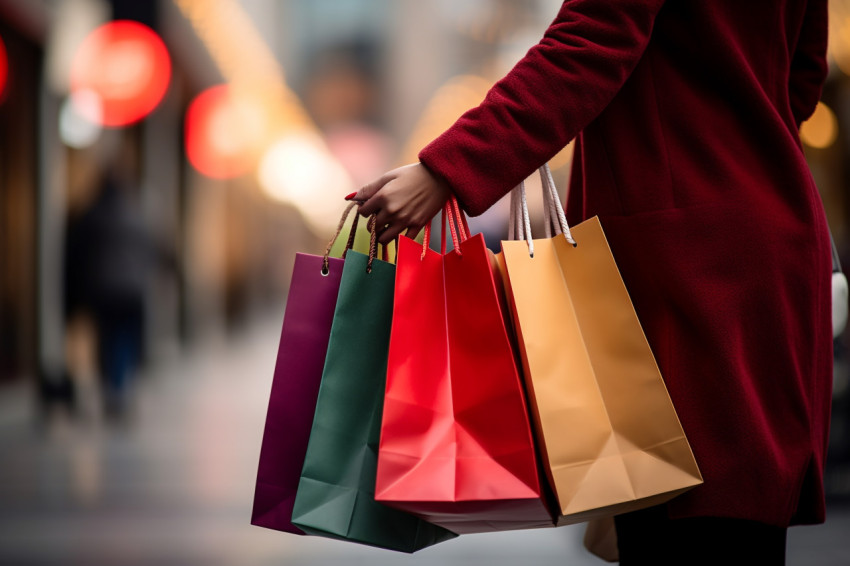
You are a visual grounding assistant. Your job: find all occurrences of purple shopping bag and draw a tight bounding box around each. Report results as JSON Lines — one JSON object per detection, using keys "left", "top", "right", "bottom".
{"left": 251, "top": 204, "right": 360, "bottom": 534}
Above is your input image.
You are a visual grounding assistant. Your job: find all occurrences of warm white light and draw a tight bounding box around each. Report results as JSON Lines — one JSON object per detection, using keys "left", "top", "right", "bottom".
{"left": 258, "top": 133, "right": 354, "bottom": 231}
{"left": 59, "top": 90, "right": 103, "bottom": 148}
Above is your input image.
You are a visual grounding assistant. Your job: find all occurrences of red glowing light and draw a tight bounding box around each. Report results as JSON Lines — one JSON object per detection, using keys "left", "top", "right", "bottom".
{"left": 0, "top": 36, "right": 8, "bottom": 99}
{"left": 70, "top": 20, "right": 171, "bottom": 127}
{"left": 185, "top": 85, "right": 265, "bottom": 179}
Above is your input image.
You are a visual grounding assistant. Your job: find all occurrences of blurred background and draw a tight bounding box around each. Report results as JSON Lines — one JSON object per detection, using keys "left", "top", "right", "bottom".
{"left": 0, "top": 0, "right": 849, "bottom": 564}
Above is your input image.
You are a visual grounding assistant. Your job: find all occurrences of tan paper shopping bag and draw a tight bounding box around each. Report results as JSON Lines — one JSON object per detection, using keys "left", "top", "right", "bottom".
{"left": 497, "top": 167, "right": 703, "bottom": 527}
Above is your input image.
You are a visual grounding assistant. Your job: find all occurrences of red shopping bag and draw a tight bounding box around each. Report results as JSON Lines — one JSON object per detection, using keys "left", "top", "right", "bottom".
{"left": 375, "top": 198, "right": 555, "bottom": 534}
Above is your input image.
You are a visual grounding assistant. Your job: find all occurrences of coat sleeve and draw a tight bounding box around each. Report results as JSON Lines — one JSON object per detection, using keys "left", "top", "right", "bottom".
{"left": 418, "top": 0, "right": 666, "bottom": 216}
{"left": 789, "top": 0, "right": 829, "bottom": 128}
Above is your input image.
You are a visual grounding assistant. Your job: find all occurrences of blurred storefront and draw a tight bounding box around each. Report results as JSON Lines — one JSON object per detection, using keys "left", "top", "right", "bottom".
{"left": 0, "top": 0, "right": 564, "bottom": 393}
{"left": 0, "top": 1, "right": 41, "bottom": 386}
{"left": 0, "top": 0, "right": 334, "bottom": 406}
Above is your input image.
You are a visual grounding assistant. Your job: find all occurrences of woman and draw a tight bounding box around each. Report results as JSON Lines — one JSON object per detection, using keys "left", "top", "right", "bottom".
{"left": 352, "top": 1, "right": 832, "bottom": 563}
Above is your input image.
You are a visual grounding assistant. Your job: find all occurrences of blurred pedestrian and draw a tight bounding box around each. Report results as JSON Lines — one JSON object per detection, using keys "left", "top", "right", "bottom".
{"left": 352, "top": 2, "right": 831, "bottom": 564}
{"left": 64, "top": 142, "right": 163, "bottom": 421}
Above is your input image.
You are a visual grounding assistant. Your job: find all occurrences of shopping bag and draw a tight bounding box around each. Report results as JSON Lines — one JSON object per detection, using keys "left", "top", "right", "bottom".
{"left": 375, "top": 198, "right": 554, "bottom": 534}
{"left": 497, "top": 166, "right": 703, "bottom": 526}
{"left": 251, "top": 204, "right": 361, "bottom": 534}
{"left": 291, "top": 217, "right": 458, "bottom": 553}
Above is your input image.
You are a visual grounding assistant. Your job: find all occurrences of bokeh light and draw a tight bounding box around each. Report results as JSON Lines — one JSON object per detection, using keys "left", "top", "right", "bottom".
{"left": 69, "top": 20, "right": 171, "bottom": 127}
{"left": 828, "top": 10, "right": 850, "bottom": 77}
{"left": 185, "top": 84, "right": 267, "bottom": 179}
{"left": 0, "top": 34, "right": 8, "bottom": 99}
{"left": 59, "top": 90, "right": 103, "bottom": 148}
{"left": 258, "top": 132, "right": 354, "bottom": 230}
{"left": 800, "top": 101, "right": 839, "bottom": 149}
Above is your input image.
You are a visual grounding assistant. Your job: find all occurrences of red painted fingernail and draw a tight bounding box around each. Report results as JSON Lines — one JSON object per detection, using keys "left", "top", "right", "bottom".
{"left": 344, "top": 192, "right": 357, "bottom": 201}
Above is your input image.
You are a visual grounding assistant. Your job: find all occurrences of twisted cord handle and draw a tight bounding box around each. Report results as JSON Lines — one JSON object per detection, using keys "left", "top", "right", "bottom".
{"left": 539, "top": 164, "right": 575, "bottom": 245}
{"left": 367, "top": 214, "right": 378, "bottom": 273}
{"left": 322, "top": 202, "right": 360, "bottom": 274}
{"left": 421, "top": 197, "right": 469, "bottom": 259}
{"left": 509, "top": 164, "right": 576, "bottom": 257}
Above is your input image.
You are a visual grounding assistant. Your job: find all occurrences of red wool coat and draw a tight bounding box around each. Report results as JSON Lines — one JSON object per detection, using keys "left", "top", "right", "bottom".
{"left": 419, "top": 0, "right": 832, "bottom": 527}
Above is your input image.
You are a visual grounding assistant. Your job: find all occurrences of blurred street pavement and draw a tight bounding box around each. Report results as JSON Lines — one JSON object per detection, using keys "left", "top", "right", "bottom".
{"left": 1, "top": 313, "right": 848, "bottom": 566}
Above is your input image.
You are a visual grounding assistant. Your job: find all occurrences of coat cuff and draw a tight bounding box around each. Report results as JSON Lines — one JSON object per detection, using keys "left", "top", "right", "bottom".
{"left": 419, "top": 136, "right": 491, "bottom": 217}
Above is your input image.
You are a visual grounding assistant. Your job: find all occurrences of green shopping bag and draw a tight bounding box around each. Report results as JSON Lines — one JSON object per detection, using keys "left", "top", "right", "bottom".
{"left": 291, "top": 224, "right": 458, "bottom": 553}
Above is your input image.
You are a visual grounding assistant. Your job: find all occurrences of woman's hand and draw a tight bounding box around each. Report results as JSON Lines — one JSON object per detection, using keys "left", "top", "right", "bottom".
{"left": 351, "top": 163, "right": 452, "bottom": 245}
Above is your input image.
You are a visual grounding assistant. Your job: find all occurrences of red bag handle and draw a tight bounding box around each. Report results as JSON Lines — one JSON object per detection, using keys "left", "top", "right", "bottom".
{"left": 421, "top": 197, "right": 469, "bottom": 259}
{"left": 448, "top": 197, "right": 470, "bottom": 241}
{"left": 382, "top": 238, "right": 398, "bottom": 263}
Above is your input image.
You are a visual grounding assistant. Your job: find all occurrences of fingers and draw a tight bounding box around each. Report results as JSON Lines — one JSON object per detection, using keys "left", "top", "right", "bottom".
{"left": 364, "top": 200, "right": 430, "bottom": 245}
{"left": 357, "top": 194, "right": 379, "bottom": 217}
{"left": 355, "top": 163, "right": 419, "bottom": 216}
{"left": 405, "top": 226, "right": 423, "bottom": 241}
{"left": 377, "top": 223, "right": 407, "bottom": 246}
{"left": 353, "top": 166, "right": 408, "bottom": 214}
{"left": 352, "top": 173, "right": 392, "bottom": 207}
{"left": 376, "top": 219, "right": 428, "bottom": 246}
{"left": 347, "top": 162, "right": 448, "bottom": 246}
{"left": 373, "top": 207, "right": 421, "bottom": 245}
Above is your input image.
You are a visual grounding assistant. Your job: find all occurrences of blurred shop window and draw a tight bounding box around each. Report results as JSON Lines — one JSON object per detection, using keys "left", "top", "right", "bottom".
{"left": 0, "top": 22, "right": 39, "bottom": 384}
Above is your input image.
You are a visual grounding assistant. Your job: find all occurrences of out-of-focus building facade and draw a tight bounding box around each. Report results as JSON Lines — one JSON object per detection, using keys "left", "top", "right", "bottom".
{"left": 0, "top": 0, "right": 565, "bottom": 391}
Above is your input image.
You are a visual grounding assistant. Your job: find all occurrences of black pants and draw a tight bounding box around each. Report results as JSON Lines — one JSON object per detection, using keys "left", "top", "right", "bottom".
{"left": 615, "top": 505, "right": 787, "bottom": 565}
